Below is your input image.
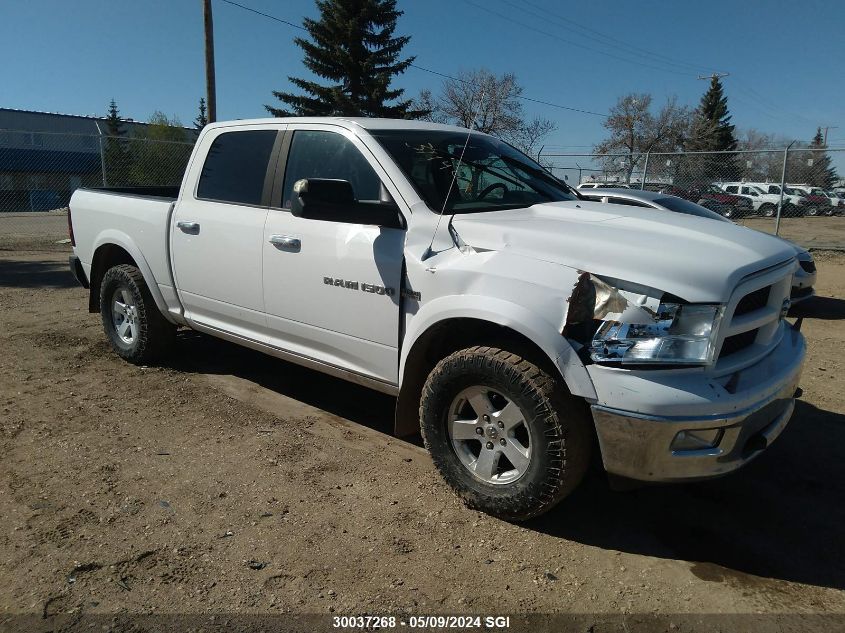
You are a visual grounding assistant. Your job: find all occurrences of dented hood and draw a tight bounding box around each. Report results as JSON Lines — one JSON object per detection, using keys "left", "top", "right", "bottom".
{"left": 450, "top": 200, "right": 795, "bottom": 303}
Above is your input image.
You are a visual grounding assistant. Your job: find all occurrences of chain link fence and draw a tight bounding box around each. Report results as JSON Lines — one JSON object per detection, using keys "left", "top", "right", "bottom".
{"left": 0, "top": 130, "right": 194, "bottom": 248}
{"left": 546, "top": 147, "right": 845, "bottom": 250}
{"left": 2, "top": 130, "right": 843, "bottom": 251}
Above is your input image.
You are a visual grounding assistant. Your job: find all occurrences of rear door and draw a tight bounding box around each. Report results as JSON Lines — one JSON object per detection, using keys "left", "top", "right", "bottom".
{"left": 171, "top": 125, "right": 284, "bottom": 339}
{"left": 261, "top": 125, "right": 406, "bottom": 385}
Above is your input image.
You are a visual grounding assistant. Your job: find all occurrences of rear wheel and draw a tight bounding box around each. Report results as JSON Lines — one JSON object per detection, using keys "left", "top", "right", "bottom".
{"left": 100, "top": 264, "right": 175, "bottom": 364}
{"left": 806, "top": 206, "right": 819, "bottom": 217}
{"left": 419, "top": 346, "right": 591, "bottom": 521}
{"left": 760, "top": 203, "right": 776, "bottom": 217}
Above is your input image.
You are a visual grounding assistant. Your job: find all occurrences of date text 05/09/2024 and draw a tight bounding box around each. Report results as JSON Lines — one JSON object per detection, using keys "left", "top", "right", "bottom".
{"left": 332, "top": 615, "right": 511, "bottom": 629}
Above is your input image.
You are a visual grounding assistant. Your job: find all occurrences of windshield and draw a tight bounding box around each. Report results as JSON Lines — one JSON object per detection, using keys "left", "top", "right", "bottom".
{"left": 653, "top": 197, "right": 731, "bottom": 222}
{"left": 370, "top": 129, "right": 577, "bottom": 213}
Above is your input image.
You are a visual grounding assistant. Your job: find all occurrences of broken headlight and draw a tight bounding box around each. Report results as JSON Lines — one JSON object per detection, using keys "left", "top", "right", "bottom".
{"left": 590, "top": 302, "right": 724, "bottom": 365}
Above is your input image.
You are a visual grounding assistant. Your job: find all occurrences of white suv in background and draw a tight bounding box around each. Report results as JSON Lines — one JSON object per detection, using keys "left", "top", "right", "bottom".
{"left": 742, "top": 182, "right": 807, "bottom": 217}
{"left": 718, "top": 182, "right": 780, "bottom": 217}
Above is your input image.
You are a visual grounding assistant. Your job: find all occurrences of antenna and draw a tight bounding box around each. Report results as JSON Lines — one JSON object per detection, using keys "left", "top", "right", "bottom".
{"left": 424, "top": 90, "right": 486, "bottom": 259}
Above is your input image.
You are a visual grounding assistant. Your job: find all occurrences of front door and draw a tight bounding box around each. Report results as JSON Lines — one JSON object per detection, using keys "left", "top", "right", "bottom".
{"left": 262, "top": 127, "right": 405, "bottom": 384}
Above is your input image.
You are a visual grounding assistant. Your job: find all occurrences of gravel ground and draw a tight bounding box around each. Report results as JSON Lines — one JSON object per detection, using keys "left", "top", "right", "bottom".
{"left": 1, "top": 248, "right": 844, "bottom": 632}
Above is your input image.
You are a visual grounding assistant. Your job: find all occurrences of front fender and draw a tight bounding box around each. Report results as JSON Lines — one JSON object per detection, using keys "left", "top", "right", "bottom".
{"left": 401, "top": 294, "right": 597, "bottom": 401}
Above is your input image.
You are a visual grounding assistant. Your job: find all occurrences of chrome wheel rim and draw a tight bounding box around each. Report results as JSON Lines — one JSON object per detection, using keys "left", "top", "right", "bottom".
{"left": 111, "top": 287, "right": 138, "bottom": 345}
{"left": 447, "top": 386, "right": 532, "bottom": 485}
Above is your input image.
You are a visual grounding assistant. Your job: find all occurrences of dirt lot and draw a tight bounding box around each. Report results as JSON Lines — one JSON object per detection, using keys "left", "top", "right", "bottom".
{"left": 738, "top": 215, "right": 845, "bottom": 250}
{"left": 1, "top": 248, "right": 844, "bottom": 631}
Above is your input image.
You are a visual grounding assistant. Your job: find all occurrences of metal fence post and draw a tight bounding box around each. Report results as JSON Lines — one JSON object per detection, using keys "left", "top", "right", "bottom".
{"left": 641, "top": 151, "right": 650, "bottom": 190}
{"left": 93, "top": 122, "right": 108, "bottom": 187}
{"left": 775, "top": 141, "right": 795, "bottom": 236}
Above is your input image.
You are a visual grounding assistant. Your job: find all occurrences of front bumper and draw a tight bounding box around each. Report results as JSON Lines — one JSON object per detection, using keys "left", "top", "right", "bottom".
{"left": 589, "top": 323, "right": 805, "bottom": 482}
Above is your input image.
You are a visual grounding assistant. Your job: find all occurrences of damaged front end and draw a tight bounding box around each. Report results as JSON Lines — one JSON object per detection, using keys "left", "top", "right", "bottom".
{"left": 564, "top": 272, "right": 724, "bottom": 367}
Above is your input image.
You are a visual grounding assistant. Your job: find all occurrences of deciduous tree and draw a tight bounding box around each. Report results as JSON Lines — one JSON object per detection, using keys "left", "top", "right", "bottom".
{"left": 420, "top": 69, "right": 556, "bottom": 158}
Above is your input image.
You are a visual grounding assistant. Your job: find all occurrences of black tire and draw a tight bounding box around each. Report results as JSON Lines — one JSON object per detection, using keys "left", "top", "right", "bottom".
{"left": 806, "top": 206, "right": 819, "bottom": 217}
{"left": 760, "top": 203, "right": 775, "bottom": 218}
{"left": 419, "top": 346, "right": 591, "bottom": 521}
{"left": 99, "top": 264, "right": 175, "bottom": 364}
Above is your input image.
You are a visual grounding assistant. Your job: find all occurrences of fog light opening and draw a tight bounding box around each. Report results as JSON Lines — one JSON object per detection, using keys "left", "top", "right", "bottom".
{"left": 671, "top": 428, "right": 724, "bottom": 451}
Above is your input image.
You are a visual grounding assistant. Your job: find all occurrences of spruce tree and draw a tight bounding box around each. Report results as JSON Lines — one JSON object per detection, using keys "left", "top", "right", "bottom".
{"left": 195, "top": 98, "right": 208, "bottom": 129}
{"left": 266, "top": 0, "right": 420, "bottom": 118}
{"left": 686, "top": 77, "right": 740, "bottom": 181}
{"left": 103, "top": 99, "right": 131, "bottom": 186}
{"left": 805, "top": 127, "right": 837, "bottom": 188}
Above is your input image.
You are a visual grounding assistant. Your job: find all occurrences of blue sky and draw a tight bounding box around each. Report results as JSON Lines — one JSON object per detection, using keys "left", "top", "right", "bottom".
{"left": 2, "top": 0, "right": 843, "bottom": 153}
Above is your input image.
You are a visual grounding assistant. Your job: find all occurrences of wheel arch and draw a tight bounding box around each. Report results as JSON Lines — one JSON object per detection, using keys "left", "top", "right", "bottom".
{"left": 88, "top": 233, "right": 171, "bottom": 321}
{"left": 395, "top": 303, "right": 596, "bottom": 437}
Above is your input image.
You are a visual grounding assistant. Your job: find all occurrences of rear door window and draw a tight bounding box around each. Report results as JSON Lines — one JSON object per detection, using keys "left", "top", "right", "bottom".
{"left": 197, "top": 130, "right": 278, "bottom": 205}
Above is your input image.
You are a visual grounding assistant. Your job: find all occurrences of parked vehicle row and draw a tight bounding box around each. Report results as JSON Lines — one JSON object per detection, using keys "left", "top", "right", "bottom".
{"left": 577, "top": 180, "right": 845, "bottom": 218}
{"left": 580, "top": 188, "right": 817, "bottom": 304}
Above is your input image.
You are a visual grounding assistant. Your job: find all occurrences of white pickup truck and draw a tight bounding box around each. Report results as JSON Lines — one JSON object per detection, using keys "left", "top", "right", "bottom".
{"left": 68, "top": 118, "right": 806, "bottom": 520}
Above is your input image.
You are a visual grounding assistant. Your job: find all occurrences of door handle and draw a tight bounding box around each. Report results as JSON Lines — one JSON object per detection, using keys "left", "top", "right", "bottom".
{"left": 176, "top": 221, "right": 200, "bottom": 234}
{"left": 269, "top": 235, "right": 301, "bottom": 251}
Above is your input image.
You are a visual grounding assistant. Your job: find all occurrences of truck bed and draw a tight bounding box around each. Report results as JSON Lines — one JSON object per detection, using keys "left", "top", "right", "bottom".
{"left": 69, "top": 187, "right": 177, "bottom": 302}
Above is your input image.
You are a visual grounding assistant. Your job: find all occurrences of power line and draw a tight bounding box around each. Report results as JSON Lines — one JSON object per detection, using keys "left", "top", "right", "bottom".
{"left": 407, "top": 64, "right": 608, "bottom": 117}
{"left": 503, "top": 0, "right": 721, "bottom": 75}
{"left": 220, "top": 0, "right": 306, "bottom": 30}
{"left": 218, "top": 0, "right": 609, "bottom": 118}
{"left": 460, "top": 0, "right": 700, "bottom": 77}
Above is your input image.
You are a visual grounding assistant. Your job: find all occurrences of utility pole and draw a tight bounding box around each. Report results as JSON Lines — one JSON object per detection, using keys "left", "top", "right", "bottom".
{"left": 203, "top": 0, "right": 217, "bottom": 123}
{"left": 822, "top": 126, "right": 839, "bottom": 146}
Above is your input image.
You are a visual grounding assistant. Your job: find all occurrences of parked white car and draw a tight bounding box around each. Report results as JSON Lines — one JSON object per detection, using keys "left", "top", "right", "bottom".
{"left": 67, "top": 118, "right": 806, "bottom": 520}
{"left": 787, "top": 185, "right": 834, "bottom": 216}
{"left": 718, "top": 183, "right": 781, "bottom": 217}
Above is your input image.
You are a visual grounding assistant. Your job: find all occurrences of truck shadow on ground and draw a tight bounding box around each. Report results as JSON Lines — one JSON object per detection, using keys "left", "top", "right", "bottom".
{"left": 532, "top": 399, "right": 845, "bottom": 591}
{"left": 167, "top": 330, "right": 402, "bottom": 440}
{"left": 790, "top": 296, "right": 845, "bottom": 320}
{"left": 0, "top": 258, "right": 77, "bottom": 289}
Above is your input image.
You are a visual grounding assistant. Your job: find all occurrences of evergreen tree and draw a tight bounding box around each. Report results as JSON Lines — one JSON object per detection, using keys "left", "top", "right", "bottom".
{"left": 792, "top": 128, "right": 838, "bottom": 188}
{"left": 195, "top": 98, "right": 208, "bottom": 129}
{"left": 266, "top": 0, "right": 420, "bottom": 118}
{"left": 685, "top": 77, "right": 740, "bottom": 181}
{"left": 103, "top": 99, "right": 131, "bottom": 186}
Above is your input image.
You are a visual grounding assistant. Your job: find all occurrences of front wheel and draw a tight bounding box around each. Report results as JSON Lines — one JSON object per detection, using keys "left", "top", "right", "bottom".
{"left": 419, "top": 346, "right": 591, "bottom": 521}
{"left": 760, "top": 203, "right": 776, "bottom": 218}
{"left": 100, "top": 264, "right": 175, "bottom": 364}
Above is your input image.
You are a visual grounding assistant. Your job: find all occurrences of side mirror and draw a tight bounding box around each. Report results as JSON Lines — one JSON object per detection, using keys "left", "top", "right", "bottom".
{"left": 290, "top": 178, "right": 403, "bottom": 228}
